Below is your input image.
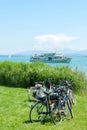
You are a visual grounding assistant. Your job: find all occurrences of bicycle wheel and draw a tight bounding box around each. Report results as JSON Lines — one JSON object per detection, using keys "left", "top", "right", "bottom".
{"left": 65, "top": 99, "right": 74, "bottom": 119}
{"left": 70, "top": 91, "right": 76, "bottom": 105}
{"left": 68, "top": 89, "right": 76, "bottom": 106}
{"left": 29, "top": 101, "right": 47, "bottom": 122}
{"left": 57, "top": 100, "right": 67, "bottom": 122}
{"left": 50, "top": 102, "right": 60, "bottom": 124}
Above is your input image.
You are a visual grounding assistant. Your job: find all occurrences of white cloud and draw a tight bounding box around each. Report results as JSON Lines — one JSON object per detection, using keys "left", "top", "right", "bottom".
{"left": 35, "top": 33, "right": 80, "bottom": 42}
{"left": 33, "top": 33, "right": 80, "bottom": 51}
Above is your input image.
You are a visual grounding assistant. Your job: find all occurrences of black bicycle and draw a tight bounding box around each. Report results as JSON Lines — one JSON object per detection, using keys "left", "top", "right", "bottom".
{"left": 50, "top": 86, "right": 74, "bottom": 122}
{"left": 29, "top": 85, "right": 58, "bottom": 124}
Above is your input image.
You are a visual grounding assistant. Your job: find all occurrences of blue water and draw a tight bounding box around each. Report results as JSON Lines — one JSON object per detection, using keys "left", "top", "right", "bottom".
{"left": 0, "top": 55, "right": 87, "bottom": 75}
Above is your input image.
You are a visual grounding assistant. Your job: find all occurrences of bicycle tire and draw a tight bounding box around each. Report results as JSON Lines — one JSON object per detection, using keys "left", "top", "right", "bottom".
{"left": 67, "top": 89, "right": 76, "bottom": 106}
{"left": 50, "top": 102, "right": 60, "bottom": 124}
{"left": 70, "top": 91, "right": 76, "bottom": 105}
{"left": 65, "top": 99, "right": 74, "bottom": 119}
{"left": 29, "top": 101, "right": 47, "bottom": 122}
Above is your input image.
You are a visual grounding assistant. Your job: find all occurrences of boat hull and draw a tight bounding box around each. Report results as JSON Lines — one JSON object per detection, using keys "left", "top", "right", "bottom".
{"left": 30, "top": 58, "right": 71, "bottom": 63}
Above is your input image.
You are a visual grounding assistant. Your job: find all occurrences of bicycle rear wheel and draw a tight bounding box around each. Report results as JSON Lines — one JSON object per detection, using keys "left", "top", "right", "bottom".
{"left": 29, "top": 101, "right": 46, "bottom": 122}
{"left": 50, "top": 102, "right": 60, "bottom": 124}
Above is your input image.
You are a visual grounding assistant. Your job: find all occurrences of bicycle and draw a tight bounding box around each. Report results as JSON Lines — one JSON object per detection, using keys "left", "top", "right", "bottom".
{"left": 51, "top": 84, "right": 74, "bottom": 121}
{"left": 29, "top": 83, "right": 58, "bottom": 124}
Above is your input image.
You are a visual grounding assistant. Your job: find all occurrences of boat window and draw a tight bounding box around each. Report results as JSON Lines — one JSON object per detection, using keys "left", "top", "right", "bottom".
{"left": 48, "top": 57, "right": 52, "bottom": 61}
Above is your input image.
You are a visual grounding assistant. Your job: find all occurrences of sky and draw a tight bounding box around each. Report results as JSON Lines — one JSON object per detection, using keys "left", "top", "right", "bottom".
{"left": 0, "top": 0, "right": 87, "bottom": 54}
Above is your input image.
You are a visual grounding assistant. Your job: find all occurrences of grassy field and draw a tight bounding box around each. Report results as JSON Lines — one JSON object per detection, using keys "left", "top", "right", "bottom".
{"left": 0, "top": 86, "right": 87, "bottom": 130}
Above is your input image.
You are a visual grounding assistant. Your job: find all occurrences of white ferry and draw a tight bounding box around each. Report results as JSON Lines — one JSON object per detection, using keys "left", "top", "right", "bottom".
{"left": 30, "top": 52, "right": 71, "bottom": 63}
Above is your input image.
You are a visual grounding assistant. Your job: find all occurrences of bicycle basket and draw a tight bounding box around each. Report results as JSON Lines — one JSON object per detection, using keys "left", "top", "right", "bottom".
{"left": 37, "top": 95, "right": 46, "bottom": 101}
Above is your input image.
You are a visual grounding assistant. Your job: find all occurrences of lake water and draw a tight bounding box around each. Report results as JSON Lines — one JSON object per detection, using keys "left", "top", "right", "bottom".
{"left": 0, "top": 55, "right": 87, "bottom": 75}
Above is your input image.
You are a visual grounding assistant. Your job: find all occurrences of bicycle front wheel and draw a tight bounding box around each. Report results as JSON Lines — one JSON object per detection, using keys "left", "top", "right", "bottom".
{"left": 65, "top": 99, "right": 74, "bottom": 119}
{"left": 29, "top": 101, "right": 46, "bottom": 122}
{"left": 68, "top": 89, "right": 76, "bottom": 106}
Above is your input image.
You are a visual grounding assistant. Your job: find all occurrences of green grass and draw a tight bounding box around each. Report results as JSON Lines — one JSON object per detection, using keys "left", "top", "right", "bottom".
{"left": 0, "top": 86, "right": 87, "bottom": 130}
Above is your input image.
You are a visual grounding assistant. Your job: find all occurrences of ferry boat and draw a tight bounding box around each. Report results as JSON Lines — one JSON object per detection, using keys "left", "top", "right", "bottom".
{"left": 30, "top": 52, "right": 71, "bottom": 63}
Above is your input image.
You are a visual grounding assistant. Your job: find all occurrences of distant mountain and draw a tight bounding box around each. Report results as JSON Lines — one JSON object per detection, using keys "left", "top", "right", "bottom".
{"left": 13, "top": 49, "right": 87, "bottom": 56}
{"left": 78, "top": 49, "right": 87, "bottom": 56}
{"left": 62, "top": 49, "right": 87, "bottom": 56}
{"left": 14, "top": 50, "right": 48, "bottom": 56}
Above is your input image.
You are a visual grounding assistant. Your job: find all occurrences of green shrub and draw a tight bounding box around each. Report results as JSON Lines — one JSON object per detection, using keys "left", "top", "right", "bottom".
{"left": 0, "top": 61, "right": 87, "bottom": 92}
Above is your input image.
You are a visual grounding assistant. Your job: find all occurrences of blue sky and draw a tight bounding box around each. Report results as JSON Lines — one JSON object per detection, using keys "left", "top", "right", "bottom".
{"left": 0, "top": 0, "right": 87, "bottom": 54}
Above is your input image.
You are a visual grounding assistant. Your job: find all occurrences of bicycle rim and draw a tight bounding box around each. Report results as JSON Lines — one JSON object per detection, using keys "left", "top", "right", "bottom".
{"left": 29, "top": 102, "right": 46, "bottom": 122}
{"left": 68, "top": 90, "right": 76, "bottom": 105}
{"left": 65, "top": 100, "right": 74, "bottom": 119}
{"left": 51, "top": 103, "right": 60, "bottom": 124}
